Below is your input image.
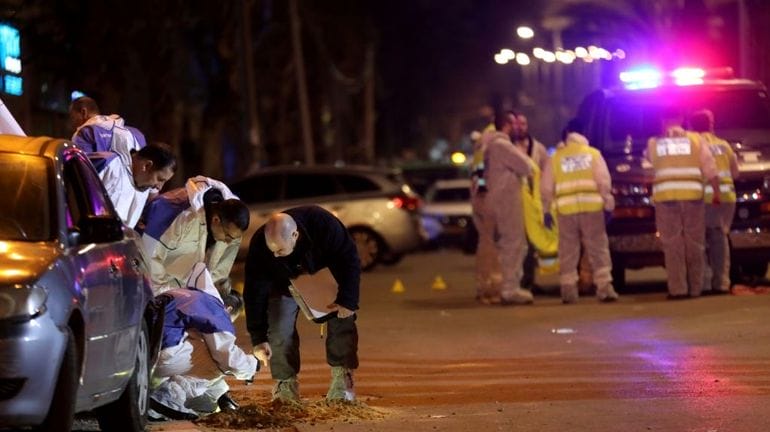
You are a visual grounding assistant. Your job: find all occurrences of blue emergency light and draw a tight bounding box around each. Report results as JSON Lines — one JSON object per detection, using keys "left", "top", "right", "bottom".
{"left": 618, "top": 67, "right": 729, "bottom": 90}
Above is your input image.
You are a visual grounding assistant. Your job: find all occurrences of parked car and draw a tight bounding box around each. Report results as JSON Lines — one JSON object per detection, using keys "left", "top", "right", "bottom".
{"left": 420, "top": 178, "right": 477, "bottom": 253}
{"left": 576, "top": 66, "right": 770, "bottom": 287}
{"left": 229, "top": 164, "right": 427, "bottom": 271}
{"left": 0, "top": 136, "right": 160, "bottom": 431}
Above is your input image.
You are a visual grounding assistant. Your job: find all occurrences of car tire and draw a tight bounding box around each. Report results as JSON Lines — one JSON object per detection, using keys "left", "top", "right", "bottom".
{"left": 731, "top": 260, "right": 768, "bottom": 284}
{"left": 95, "top": 319, "right": 150, "bottom": 432}
{"left": 349, "top": 228, "right": 382, "bottom": 272}
{"left": 611, "top": 256, "right": 626, "bottom": 291}
{"left": 460, "top": 223, "right": 478, "bottom": 255}
{"left": 36, "top": 327, "right": 78, "bottom": 432}
{"left": 380, "top": 252, "right": 403, "bottom": 266}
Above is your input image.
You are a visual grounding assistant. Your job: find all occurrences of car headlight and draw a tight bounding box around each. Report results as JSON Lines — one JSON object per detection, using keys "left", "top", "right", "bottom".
{"left": 612, "top": 183, "right": 650, "bottom": 196}
{"left": 0, "top": 284, "right": 47, "bottom": 320}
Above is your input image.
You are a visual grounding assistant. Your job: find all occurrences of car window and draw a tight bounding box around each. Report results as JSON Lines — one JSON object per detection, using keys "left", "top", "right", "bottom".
{"left": 232, "top": 173, "right": 283, "bottom": 204}
{"left": 63, "top": 151, "right": 115, "bottom": 223}
{"left": 0, "top": 153, "right": 52, "bottom": 241}
{"left": 432, "top": 187, "right": 470, "bottom": 203}
{"left": 337, "top": 174, "right": 380, "bottom": 193}
{"left": 285, "top": 173, "right": 338, "bottom": 199}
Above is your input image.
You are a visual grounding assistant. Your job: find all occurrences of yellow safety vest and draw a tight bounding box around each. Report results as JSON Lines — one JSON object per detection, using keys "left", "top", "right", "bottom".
{"left": 551, "top": 143, "right": 604, "bottom": 215}
{"left": 647, "top": 135, "right": 704, "bottom": 202}
{"left": 700, "top": 132, "right": 736, "bottom": 203}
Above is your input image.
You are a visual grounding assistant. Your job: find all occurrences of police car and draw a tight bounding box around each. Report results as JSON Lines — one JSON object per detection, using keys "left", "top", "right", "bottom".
{"left": 576, "top": 66, "right": 770, "bottom": 287}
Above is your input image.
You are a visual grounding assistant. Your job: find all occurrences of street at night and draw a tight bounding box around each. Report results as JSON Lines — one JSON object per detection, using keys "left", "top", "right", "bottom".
{"left": 4, "top": 1, "right": 770, "bottom": 431}
{"left": 137, "top": 250, "right": 770, "bottom": 431}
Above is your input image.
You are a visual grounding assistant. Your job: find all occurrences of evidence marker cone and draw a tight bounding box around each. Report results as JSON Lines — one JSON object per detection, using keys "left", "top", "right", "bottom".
{"left": 431, "top": 275, "right": 447, "bottom": 290}
{"left": 391, "top": 279, "right": 405, "bottom": 294}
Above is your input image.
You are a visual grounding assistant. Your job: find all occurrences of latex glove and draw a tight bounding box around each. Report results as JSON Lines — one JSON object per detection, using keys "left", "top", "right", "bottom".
{"left": 543, "top": 212, "right": 554, "bottom": 230}
{"left": 253, "top": 342, "right": 271, "bottom": 368}
{"left": 327, "top": 303, "right": 355, "bottom": 319}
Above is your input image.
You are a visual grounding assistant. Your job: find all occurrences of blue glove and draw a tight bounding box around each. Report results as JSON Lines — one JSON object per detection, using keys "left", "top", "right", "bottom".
{"left": 543, "top": 212, "right": 554, "bottom": 229}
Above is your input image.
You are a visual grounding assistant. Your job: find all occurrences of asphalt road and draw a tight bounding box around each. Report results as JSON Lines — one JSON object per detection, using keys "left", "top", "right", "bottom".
{"left": 134, "top": 249, "right": 770, "bottom": 432}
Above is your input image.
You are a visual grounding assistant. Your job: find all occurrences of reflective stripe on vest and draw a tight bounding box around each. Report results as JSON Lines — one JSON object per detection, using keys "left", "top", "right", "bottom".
{"left": 552, "top": 145, "right": 603, "bottom": 215}
{"left": 649, "top": 137, "right": 703, "bottom": 202}
{"left": 703, "top": 134, "right": 736, "bottom": 203}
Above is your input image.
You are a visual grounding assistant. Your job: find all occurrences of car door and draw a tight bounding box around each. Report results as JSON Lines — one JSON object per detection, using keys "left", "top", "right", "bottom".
{"left": 62, "top": 152, "right": 128, "bottom": 396}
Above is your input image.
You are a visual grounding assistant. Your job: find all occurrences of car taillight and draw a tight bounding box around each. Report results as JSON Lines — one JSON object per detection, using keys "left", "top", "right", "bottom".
{"left": 391, "top": 195, "right": 421, "bottom": 211}
{"left": 612, "top": 207, "right": 653, "bottom": 219}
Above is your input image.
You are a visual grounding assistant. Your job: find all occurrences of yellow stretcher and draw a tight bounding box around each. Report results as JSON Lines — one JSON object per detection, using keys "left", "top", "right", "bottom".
{"left": 522, "top": 162, "right": 559, "bottom": 275}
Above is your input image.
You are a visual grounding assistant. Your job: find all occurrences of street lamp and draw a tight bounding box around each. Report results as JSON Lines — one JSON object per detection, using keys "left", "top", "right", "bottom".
{"left": 516, "top": 26, "right": 534, "bottom": 39}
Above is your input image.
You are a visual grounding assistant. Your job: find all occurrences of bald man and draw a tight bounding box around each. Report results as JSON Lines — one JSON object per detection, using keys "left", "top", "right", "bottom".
{"left": 243, "top": 205, "right": 360, "bottom": 403}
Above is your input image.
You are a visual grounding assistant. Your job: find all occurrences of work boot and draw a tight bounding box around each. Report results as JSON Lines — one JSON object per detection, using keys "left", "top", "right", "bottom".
{"left": 272, "top": 378, "right": 300, "bottom": 402}
{"left": 561, "top": 284, "right": 579, "bottom": 304}
{"left": 326, "top": 366, "right": 355, "bottom": 402}
{"left": 597, "top": 285, "right": 619, "bottom": 303}
{"left": 501, "top": 288, "right": 534, "bottom": 305}
{"left": 217, "top": 392, "right": 239, "bottom": 411}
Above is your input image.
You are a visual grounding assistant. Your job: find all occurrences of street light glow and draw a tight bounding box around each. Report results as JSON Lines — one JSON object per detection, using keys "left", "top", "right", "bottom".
{"left": 500, "top": 48, "right": 515, "bottom": 60}
{"left": 516, "top": 53, "right": 531, "bottom": 65}
{"left": 494, "top": 53, "right": 509, "bottom": 65}
{"left": 516, "top": 26, "right": 534, "bottom": 39}
{"left": 542, "top": 51, "right": 556, "bottom": 63}
{"left": 575, "top": 47, "right": 588, "bottom": 58}
{"left": 533, "top": 47, "right": 545, "bottom": 59}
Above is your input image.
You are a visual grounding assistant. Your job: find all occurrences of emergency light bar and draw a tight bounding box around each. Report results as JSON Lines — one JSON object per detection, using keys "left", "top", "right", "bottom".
{"left": 619, "top": 67, "right": 734, "bottom": 90}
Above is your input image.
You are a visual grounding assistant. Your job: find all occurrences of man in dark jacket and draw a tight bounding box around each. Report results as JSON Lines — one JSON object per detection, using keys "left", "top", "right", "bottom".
{"left": 244, "top": 205, "right": 360, "bottom": 403}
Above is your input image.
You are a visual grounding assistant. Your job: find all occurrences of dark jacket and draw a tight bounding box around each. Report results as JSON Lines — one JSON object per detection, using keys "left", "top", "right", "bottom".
{"left": 244, "top": 205, "right": 361, "bottom": 345}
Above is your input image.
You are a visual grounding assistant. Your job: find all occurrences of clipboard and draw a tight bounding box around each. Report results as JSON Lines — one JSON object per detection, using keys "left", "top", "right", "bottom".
{"left": 288, "top": 268, "right": 342, "bottom": 323}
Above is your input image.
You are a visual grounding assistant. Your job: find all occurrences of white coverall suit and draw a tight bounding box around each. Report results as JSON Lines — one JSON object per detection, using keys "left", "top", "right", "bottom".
{"left": 701, "top": 132, "right": 739, "bottom": 292}
{"left": 151, "top": 263, "right": 258, "bottom": 417}
{"left": 142, "top": 176, "right": 241, "bottom": 296}
{"left": 484, "top": 131, "right": 535, "bottom": 304}
{"left": 647, "top": 128, "right": 718, "bottom": 297}
{"left": 542, "top": 133, "right": 618, "bottom": 303}
{"left": 89, "top": 151, "right": 152, "bottom": 229}
{"left": 471, "top": 129, "right": 503, "bottom": 302}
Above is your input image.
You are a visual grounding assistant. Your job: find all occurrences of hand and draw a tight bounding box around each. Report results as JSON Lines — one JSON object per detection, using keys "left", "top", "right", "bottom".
{"left": 252, "top": 342, "right": 271, "bottom": 368}
{"left": 543, "top": 212, "right": 554, "bottom": 230}
{"left": 327, "top": 303, "right": 355, "bottom": 319}
{"left": 244, "top": 374, "right": 255, "bottom": 385}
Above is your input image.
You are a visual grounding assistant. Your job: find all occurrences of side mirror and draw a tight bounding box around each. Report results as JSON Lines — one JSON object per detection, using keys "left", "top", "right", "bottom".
{"left": 78, "top": 215, "right": 124, "bottom": 244}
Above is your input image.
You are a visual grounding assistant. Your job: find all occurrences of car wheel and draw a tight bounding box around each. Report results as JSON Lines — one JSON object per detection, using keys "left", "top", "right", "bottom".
{"left": 36, "top": 327, "right": 78, "bottom": 432}
{"left": 379, "top": 252, "right": 403, "bottom": 266}
{"left": 611, "top": 256, "right": 626, "bottom": 290}
{"left": 460, "top": 223, "right": 478, "bottom": 254}
{"left": 95, "top": 319, "right": 150, "bottom": 432}
{"left": 731, "top": 260, "right": 768, "bottom": 284}
{"left": 349, "top": 228, "right": 381, "bottom": 271}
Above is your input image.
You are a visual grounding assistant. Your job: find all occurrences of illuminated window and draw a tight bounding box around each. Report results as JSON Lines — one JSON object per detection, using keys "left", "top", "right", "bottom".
{"left": 4, "top": 75, "right": 21, "bottom": 96}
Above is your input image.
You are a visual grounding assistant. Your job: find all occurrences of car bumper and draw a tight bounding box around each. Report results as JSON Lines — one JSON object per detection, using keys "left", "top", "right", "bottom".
{"left": 609, "top": 228, "right": 770, "bottom": 258}
{"left": 0, "top": 312, "right": 67, "bottom": 427}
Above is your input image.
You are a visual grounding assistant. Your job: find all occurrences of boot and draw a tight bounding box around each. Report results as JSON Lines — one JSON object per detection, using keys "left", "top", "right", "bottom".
{"left": 327, "top": 367, "right": 355, "bottom": 402}
{"left": 272, "top": 377, "right": 300, "bottom": 402}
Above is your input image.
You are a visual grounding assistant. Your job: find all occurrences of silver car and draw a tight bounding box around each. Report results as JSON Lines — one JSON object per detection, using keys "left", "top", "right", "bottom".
{"left": 0, "top": 136, "right": 160, "bottom": 431}
{"left": 229, "top": 165, "right": 427, "bottom": 270}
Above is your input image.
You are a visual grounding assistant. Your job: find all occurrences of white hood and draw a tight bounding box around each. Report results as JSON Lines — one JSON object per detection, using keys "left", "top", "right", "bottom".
{"left": 185, "top": 262, "right": 223, "bottom": 304}
{"left": 185, "top": 176, "right": 240, "bottom": 212}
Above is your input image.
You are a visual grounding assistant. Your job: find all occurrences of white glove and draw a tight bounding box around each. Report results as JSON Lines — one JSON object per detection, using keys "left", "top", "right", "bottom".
{"left": 253, "top": 342, "right": 271, "bottom": 368}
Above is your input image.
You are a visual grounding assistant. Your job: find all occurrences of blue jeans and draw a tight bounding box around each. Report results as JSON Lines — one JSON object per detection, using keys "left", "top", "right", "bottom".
{"left": 267, "top": 295, "right": 359, "bottom": 380}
